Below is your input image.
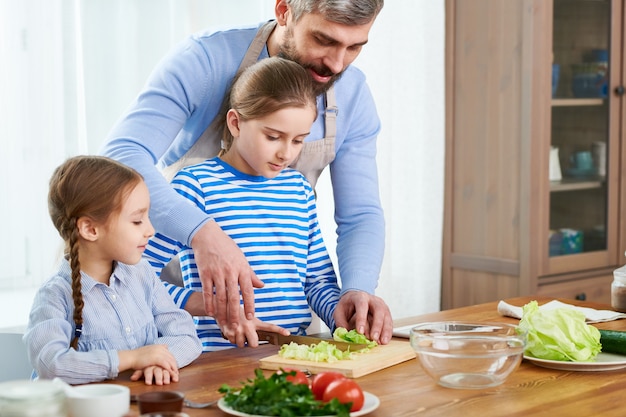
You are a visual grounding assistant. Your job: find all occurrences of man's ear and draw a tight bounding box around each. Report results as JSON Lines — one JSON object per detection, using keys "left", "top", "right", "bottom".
{"left": 76, "top": 216, "right": 99, "bottom": 242}
{"left": 226, "top": 109, "right": 241, "bottom": 138}
{"left": 275, "top": 0, "right": 289, "bottom": 25}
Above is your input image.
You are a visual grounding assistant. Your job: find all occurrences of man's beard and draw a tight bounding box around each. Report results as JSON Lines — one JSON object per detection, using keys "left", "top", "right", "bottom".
{"left": 278, "top": 34, "right": 343, "bottom": 96}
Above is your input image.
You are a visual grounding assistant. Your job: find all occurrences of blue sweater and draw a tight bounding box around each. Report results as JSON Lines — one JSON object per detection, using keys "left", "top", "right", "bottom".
{"left": 144, "top": 158, "right": 341, "bottom": 351}
{"left": 101, "top": 21, "right": 384, "bottom": 295}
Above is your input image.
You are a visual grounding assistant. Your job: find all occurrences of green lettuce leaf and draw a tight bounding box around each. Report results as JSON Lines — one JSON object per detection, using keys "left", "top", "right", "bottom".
{"left": 278, "top": 341, "right": 353, "bottom": 362}
{"left": 333, "top": 327, "right": 378, "bottom": 349}
{"left": 518, "top": 300, "right": 601, "bottom": 362}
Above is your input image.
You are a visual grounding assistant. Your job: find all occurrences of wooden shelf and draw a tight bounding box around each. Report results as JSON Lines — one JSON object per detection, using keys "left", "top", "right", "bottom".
{"left": 550, "top": 178, "right": 606, "bottom": 192}
{"left": 552, "top": 98, "right": 605, "bottom": 106}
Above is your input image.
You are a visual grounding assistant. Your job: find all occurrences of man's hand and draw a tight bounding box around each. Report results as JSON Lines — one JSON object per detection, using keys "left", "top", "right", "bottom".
{"left": 191, "top": 221, "right": 264, "bottom": 329}
{"left": 333, "top": 291, "right": 393, "bottom": 344}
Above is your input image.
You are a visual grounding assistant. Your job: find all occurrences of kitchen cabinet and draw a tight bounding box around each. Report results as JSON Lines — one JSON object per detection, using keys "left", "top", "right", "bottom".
{"left": 442, "top": 0, "right": 626, "bottom": 309}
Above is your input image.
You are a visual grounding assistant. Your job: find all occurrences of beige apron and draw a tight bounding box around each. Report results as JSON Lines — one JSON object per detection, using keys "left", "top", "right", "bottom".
{"left": 162, "top": 20, "right": 337, "bottom": 188}
{"left": 160, "top": 21, "right": 337, "bottom": 286}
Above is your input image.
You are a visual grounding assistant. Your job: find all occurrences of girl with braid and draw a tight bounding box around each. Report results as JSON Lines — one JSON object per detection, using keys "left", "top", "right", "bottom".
{"left": 24, "top": 156, "right": 201, "bottom": 385}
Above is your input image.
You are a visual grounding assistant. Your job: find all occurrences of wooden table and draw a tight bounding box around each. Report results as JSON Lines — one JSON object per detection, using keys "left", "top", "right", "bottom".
{"left": 108, "top": 296, "right": 626, "bottom": 416}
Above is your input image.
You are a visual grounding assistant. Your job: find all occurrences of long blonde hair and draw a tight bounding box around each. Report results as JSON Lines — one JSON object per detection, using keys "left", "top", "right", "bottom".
{"left": 48, "top": 155, "right": 142, "bottom": 349}
{"left": 218, "top": 56, "right": 317, "bottom": 156}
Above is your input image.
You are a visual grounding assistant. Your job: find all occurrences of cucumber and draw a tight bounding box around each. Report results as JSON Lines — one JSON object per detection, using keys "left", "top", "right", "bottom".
{"left": 599, "top": 329, "right": 626, "bottom": 355}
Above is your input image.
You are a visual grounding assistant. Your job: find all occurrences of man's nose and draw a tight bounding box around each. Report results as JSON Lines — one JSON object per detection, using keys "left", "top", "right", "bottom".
{"left": 323, "top": 48, "right": 346, "bottom": 75}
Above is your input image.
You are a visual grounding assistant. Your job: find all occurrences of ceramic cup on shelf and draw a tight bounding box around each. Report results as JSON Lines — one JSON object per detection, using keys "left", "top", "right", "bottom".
{"left": 571, "top": 150, "right": 593, "bottom": 171}
{"left": 549, "top": 147, "right": 562, "bottom": 181}
{"left": 592, "top": 141, "right": 606, "bottom": 177}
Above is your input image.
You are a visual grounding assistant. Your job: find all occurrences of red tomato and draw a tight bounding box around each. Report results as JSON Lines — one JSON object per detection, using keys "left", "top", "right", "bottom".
{"left": 279, "top": 368, "right": 309, "bottom": 386}
{"left": 322, "top": 378, "right": 365, "bottom": 412}
{"left": 311, "top": 372, "right": 346, "bottom": 401}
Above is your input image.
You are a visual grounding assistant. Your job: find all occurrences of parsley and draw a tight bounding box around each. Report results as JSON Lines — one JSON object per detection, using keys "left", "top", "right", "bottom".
{"left": 219, "top": 369, "right": 351, "bottom": 417}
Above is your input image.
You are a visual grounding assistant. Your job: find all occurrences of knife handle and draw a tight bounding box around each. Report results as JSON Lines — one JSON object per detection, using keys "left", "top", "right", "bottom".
{"left": 256, "top": 330, "right": 279, "bottom": 345}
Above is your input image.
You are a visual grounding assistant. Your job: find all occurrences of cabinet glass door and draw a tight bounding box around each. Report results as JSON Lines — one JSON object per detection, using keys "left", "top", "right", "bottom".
{"left": 548, "top": 0, "right": 615, "bottom": 267}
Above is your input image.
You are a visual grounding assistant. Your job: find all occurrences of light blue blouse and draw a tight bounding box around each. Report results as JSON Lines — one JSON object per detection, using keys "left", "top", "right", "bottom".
{"left": 23, "top": 258, "right": 202, "bottom": 384}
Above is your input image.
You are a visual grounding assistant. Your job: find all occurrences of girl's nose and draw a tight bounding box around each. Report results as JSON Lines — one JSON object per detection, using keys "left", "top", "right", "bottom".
{"left": 145, "top": 218, "right": 155, "bottom": 238}
{"left": 277, "top": 144, "right": 292, "bottom": 161}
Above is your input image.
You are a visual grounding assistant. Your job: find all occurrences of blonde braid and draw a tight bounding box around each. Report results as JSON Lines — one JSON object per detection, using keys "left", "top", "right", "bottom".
{"left": 67, "top": 218, "right": 84, "bottom": 350}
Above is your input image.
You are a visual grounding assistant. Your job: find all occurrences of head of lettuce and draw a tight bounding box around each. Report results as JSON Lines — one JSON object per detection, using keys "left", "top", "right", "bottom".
{"left": 519, "top": 300, "right": 601, "bottom": 362}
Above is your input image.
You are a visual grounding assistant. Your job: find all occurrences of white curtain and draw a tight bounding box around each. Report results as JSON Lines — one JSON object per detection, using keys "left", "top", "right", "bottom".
{"left": 0, "top": 0, "right": 444, "bottom": 329}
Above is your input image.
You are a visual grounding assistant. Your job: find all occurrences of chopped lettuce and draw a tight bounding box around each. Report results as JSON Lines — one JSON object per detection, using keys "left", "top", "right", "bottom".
{"left": 279, "top": 341, "right": 353, "bottom": 362}
{"left": 333, "top": 327, "right": 378, "bottom": 349}
{"left": 519, "top": 300, "right": 601, "bottom": 362}
{"left": 277, "top": 328, "right": 377, "bottom": 362}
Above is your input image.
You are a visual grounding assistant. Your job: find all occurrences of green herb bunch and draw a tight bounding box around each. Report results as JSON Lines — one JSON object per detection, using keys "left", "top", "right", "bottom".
{"left": 219, "top": 369, "right": 351, "bottom": 417}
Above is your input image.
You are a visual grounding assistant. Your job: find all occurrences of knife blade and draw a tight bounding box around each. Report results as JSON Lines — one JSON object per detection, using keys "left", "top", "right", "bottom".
{"left": 256, "top": 330, "right": 368, "bottom": 352}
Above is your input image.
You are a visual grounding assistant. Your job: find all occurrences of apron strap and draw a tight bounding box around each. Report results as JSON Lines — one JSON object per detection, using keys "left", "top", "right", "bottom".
{"left": 241, "top": 20, "right": 277, "bottom": 68}
{"left": 324, "top": 86, "right": 337, "bottom": 141}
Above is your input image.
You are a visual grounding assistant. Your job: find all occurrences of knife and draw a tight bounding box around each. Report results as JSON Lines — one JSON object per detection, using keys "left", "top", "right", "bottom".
{"left": 256, "top": 330, "right": 368, "bottom": 352}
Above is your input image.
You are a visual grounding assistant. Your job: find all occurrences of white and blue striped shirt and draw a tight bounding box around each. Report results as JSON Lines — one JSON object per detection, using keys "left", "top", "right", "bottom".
{"left": 144, "top": 157, "right": 340, "bottom": 351}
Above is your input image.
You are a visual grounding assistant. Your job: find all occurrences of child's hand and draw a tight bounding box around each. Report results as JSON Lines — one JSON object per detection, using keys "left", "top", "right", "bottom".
{"left": 118, "top": 344, "right": 179, "bottom": 380}
{"left": 130, "top": 365, "right": 180, "bottom": 385}
{"left": 219, "top": 308, "right": 289, "bottom": 347}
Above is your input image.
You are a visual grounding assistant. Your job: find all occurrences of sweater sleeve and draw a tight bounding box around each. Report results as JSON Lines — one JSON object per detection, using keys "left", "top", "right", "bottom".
{"left": 331, "top": 70, "right": 385, "bottom": 295}
{"left": 100, "top": 36, "right": 223, "bottom": 247}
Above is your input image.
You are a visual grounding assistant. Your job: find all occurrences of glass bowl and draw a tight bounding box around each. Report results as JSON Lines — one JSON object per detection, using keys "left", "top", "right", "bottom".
{"left": 410, "top": 322, "right": 527, "bottom": 389}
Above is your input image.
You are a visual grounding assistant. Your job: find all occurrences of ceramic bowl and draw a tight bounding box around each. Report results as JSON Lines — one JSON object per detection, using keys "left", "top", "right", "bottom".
{"left": 67, "top": 383, "right": 130, "bottom": 417}
{"left": 137, "top": 391, "right": 185, "bottom": 414}
{"left": 139, "top": 411, "right": 190, "bottom": 417}
{"left": 410, "top": 322, "right": 526, "bottom": 389}
{"left": 139, "top": 413, "right": 190, "bottom": 417}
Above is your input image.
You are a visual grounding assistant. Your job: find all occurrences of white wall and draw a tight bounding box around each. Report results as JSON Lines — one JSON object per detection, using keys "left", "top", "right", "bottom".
{"left": 316, "top": 1, "right": 445, "bottom": 319}
{"left": 0, "top": 0, "right": 445, "bottom": 329}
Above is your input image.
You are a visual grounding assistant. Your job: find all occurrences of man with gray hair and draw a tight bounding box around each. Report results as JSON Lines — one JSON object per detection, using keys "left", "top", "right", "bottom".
{"left": 102, "top": 0, "right": 392, "bottom": 348}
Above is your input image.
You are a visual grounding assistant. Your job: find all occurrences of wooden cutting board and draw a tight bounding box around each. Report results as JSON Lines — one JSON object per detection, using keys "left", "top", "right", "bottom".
{"left": 258, "top": 339, "right": 415, "bottom": 378}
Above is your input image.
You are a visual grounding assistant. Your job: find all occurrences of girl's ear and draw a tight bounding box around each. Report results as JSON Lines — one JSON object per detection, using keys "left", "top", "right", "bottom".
{"left": 76, "top": 216, "right": 99, "bottom": 242}
{"left": 226, "top": 109, "right": 241, "bottom": 138}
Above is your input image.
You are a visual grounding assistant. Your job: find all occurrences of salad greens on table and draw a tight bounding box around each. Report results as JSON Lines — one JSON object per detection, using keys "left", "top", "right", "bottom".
{"left": 333, "top": 328, "right": 378, "bottom": 349}
{"left": 219, "top": 369, "right": 352, "bottom": 417}
{"left": 280, "top": 340, "right": 352, "bottom": 362}
{"left": 519, "top": 300, "right": 601, "bottom": 362}
{"left": 278, "top": 327, "right": 377, "bottom": 363}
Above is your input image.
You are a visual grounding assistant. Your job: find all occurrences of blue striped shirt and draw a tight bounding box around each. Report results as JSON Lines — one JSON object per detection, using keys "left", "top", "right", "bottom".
{"left": 144, "top": 157, "right": 340, "bottom": 351}
{"left": 24, "top": 258, "right": 202, "bottom": 384}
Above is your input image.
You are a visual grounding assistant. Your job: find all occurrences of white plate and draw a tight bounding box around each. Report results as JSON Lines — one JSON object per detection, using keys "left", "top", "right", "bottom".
{"left": 524, "top": 352, "right": 626, "bottom": 371}
{"left": 217, "top": 391, "right": 380, "bottom": 417}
